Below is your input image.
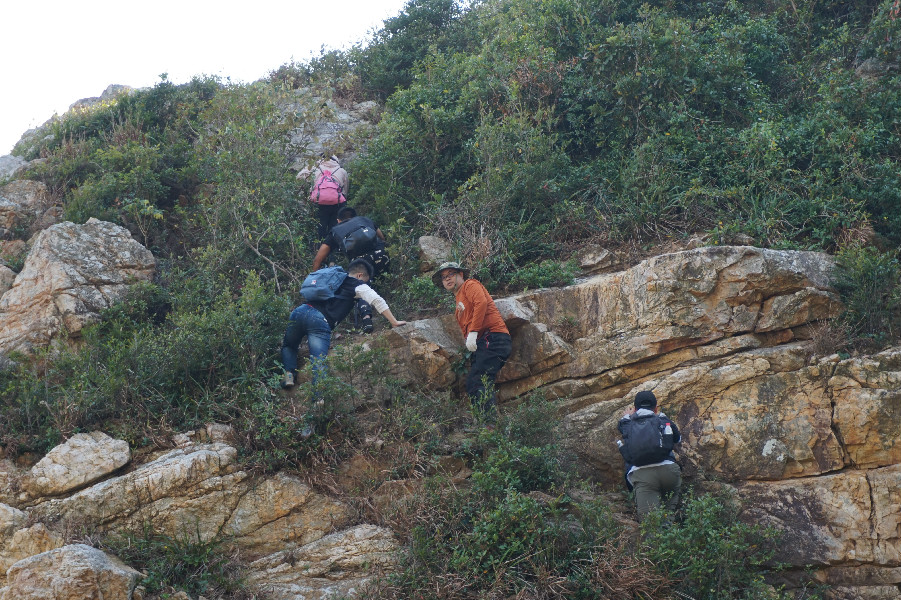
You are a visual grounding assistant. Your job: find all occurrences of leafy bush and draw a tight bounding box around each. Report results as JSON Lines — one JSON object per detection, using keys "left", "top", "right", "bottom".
{"left": 100, "top": 526, "right": 254, "bottom": 599}
{"left": 339, "top": 0, "right": 901, "bottom": 256}
{"left": 188, "top": 82, "right": 311, "bottom": 288}
{"left": 507, "top": 259, "right": 578, "bottom": 291}
{"left": 641, "top": 491, "right": 789, "bottom": 600}
{"left": 469, "top": 436, "right": 559, "bottom": 500}
{"left": 356, "top": 0, "right": 475, "bottom": 99}
{"left": 0, "top": 271, "right": 288, "bottom": 455}
{"left": 500, "top": 391, "right": 559, "bottom": 448}
{"left": 448, "top": 491, "right": 576, "bottom": 588}
{"left": 833, "top": 245, "right": 901, "bottom": 348}
{"left": 394, "top": 274, "right": 454, "bottom": 317}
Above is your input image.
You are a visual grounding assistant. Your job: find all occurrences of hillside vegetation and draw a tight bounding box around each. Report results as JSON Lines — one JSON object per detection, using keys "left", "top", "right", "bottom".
{"left": 3, "top": 0, "right": 901, "bottom": 597}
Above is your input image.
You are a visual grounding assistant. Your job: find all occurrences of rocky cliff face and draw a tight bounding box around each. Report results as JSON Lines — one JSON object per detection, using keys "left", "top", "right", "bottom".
{"left": 3, "top": 241, "right": 901, "bottom": 598}
{"left": 0, "top": 218, "right": 156, "bottom": 357}
{"left": 0, "top": 426, "right": 397, "bottom": 599}
{"left": 387, "top": 245, "right": 901, "bottom": 599}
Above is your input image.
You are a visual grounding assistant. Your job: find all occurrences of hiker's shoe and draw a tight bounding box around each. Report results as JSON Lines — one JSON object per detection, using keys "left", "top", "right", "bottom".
{"left": 280, "top": 372, "right": 295, "bottom": 389}
{"left": 361, "top": 318, "right": 374, "bottom": 334}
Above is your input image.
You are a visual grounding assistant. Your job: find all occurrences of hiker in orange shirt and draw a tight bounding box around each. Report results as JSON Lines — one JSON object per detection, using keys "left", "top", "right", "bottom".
{"left": 433, "top": 262, "right": 512, "bottom": 422}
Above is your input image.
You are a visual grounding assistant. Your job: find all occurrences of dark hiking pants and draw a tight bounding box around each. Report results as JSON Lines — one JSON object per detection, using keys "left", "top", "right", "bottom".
{"left": 316, "top": 202, "right": 346, "bottom": 239}
{"left": 465, "top": 332, "right": 512, "bottom": 419}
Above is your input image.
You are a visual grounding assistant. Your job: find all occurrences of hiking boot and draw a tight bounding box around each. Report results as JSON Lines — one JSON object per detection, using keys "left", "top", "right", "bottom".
{"left": 360, "top": 318, "right": 374, "bottom": 334}
{"left": 280, "top": 372, "right": 295, "bottom": 389}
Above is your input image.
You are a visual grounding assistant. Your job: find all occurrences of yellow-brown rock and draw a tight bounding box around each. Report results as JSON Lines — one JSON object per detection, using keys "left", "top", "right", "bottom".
{"left": 21, "top": 431, "right": 131, "bottom": 499}
{"left": 248, "top": 524, "right": 398, "bottom": 600}
{"left": 388, "top": 246, "right": 841, "bottom": 403}
{"left": 0, "top": 219, "right": 156, "bottom": 356}
{"left": 0, "top": 544, "right": 140, "bottom": 600}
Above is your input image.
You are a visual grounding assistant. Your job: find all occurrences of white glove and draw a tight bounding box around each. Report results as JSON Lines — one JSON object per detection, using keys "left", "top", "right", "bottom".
{"left": 465, "top": 332, "right": 478, "bottom": 352}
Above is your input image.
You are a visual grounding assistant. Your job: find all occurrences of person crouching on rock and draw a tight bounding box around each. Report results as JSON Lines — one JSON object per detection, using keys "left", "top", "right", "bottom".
{"left": 280, "top": 258, "right": 406, "bottom": 391}
{"left": 432, "top": 261, "right": 512, "bottom": 426}
{"left": 617, "top": 390, "right": 682, "bottom": 522}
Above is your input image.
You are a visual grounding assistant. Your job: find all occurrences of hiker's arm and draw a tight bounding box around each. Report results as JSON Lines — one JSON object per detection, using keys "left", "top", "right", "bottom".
{"left": 355, "top": 285, "right": 407, "bottom": 327}
{"left": 380, "top": 307, "right": 407, "bottom": 328}
{"left": 467, "top": 286, "right": 490, "bottom": 336}
{"left": 311, "top": 243, "right": 332, "bottom": 271}
{"left": 376, "top": 228, "right": 386, "bottom": 241}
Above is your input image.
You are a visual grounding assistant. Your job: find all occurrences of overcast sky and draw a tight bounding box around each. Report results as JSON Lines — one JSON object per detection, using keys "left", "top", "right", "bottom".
{"left": 0, "top": 0, "right": 411, "bottom": 155}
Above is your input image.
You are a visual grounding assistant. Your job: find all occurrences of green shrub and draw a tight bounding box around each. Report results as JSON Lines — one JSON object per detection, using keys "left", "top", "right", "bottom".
{"left": 100, "top": 526, "right": 254, "bottom": 599}
{"left": 500, "top": 391, "right": 559, "bottom": 448}
{"left": 449, "top": 491, "right": 568, "bottom": 585}
{"left": 356, "top": 0, "right": 475, "bottom": 99}
{"left": 395, "top": 274, "right": 454, "bottom": 317}
{"left": 833, "top": 245, "right": 901, "bottom": 348}
{"left": 470, "top": 436, "right": 560, "bottom": 500}
{"left": 641, "top": 491, "right": 788, "bottom": 600}
{"left": 0, "top": 270, "right": 288, "bottom": 455}
{"left": 189, "top": 82, "right": 311, "bottom": 288}
{"left": 507, "top": 259, "right": 578, "bottom": 291}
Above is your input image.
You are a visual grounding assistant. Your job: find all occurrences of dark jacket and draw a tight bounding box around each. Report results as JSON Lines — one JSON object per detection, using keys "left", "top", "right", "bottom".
{"left": 323, "top": 216, "right": 385, "bottom": 257}
{"left": 309, "top": 276, "right": 366, "bottom": 328}
{"left": 617, "top": 409, "right": 681, "bottom": 489}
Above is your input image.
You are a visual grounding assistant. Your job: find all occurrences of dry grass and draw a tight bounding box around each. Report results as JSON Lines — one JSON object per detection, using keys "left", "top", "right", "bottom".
{"left": 806, "top": 320, "right": 851, "bottom": 358}
{"left": 584, "top": 534, "right": 677, "bottom": 599}
{"left": 555, "top": 315, "right": 581, "bottom": 344}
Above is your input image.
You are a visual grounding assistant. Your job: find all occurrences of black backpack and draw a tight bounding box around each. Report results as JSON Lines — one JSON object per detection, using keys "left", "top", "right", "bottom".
{"left": 620, "top": 413, "right": 675, "bottom": 466}
{"left": 331, "top": 216, "right": 377, "bottom": 256}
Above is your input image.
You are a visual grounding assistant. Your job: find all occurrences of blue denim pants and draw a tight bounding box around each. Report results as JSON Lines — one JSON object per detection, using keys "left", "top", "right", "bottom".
{"left": 280, "top": 304, "right": 332, "bottom": 387}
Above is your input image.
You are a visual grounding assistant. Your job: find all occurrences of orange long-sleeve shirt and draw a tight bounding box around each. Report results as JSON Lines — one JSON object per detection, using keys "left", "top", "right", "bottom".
{"left": 453, "top": 279, "right": 510, "bottom": 338}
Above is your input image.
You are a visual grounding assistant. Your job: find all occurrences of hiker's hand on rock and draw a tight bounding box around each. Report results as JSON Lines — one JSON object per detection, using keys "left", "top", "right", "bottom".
{"left": 392, "top": 320, "right": 407, "bottom": 328}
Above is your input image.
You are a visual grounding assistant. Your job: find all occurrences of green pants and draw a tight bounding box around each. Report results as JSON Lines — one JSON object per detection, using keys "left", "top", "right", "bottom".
{"left": 630, "top": 462, "right": 681, "bottom": 521}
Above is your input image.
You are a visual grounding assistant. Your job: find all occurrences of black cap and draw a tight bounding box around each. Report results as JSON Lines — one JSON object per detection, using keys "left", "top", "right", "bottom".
{"left": 634, "top": 391, "right": 657, "bottom": 409}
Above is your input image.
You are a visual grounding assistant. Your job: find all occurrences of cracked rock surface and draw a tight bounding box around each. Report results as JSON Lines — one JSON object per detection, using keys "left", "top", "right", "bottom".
{"left": 0, "top": 218, "right": 155, "bottom": 356}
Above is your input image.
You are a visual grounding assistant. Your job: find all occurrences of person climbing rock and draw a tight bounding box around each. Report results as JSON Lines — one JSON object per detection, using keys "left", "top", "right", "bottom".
{"left": 312, "top": 207, "right": 391, "bottom": 333}
{"left": 298, "top": 155, "right": 349, "bottom": 239}
{"left": 433, "top": 261, "right": 512, "bottom": 424}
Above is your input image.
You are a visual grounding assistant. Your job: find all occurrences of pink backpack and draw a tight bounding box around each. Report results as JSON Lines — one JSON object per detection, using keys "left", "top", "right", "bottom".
{"left": 310, "top": 169, "right": 346, "bottom": 205}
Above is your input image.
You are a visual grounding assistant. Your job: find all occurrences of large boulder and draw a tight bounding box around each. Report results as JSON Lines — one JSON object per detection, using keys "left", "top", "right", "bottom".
{"left": 10, "top": 433, "right": 400, "bottom": 597}
{"left": 0, "top": 504, "right": 65, "bottom": 585}
{"left": 68, "top": 84, "right": 134, "bottom": 112}
{"left": 0, "top": 544, "right": 140, "bottom": 600}
{"left": 0, "top": 156, "right": 28, "bottom": 181}
{"left": 0, "top": 180, "right": 52, "bottom": 236}
{"left": 287, "top": 93, "right": 379, "bottom": 168}
{"left": 382, "top": 244, "right": 901, "bottom": 597}
{"left": 417, "top": 235, "right": 453, "bottom": 272}
{"left": 0, "top": 218, "right": 156, "bottom": 356}
{"left": 249, "top": 525, "right": 399, "bottom": 600}
{"left": 387, "top": 246, "right": 841, "bottom": 403}
{"left": 0, "top": 265, "right": 14, "bottom": 297}
{"left": 21, "top": 432, "right": 131, "bottom": 499}
{"left": 26, "top": 442, "right": 350, "bottom": 553}
{"left": 0, "top": 461, "right": 22, "bottom": 506}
